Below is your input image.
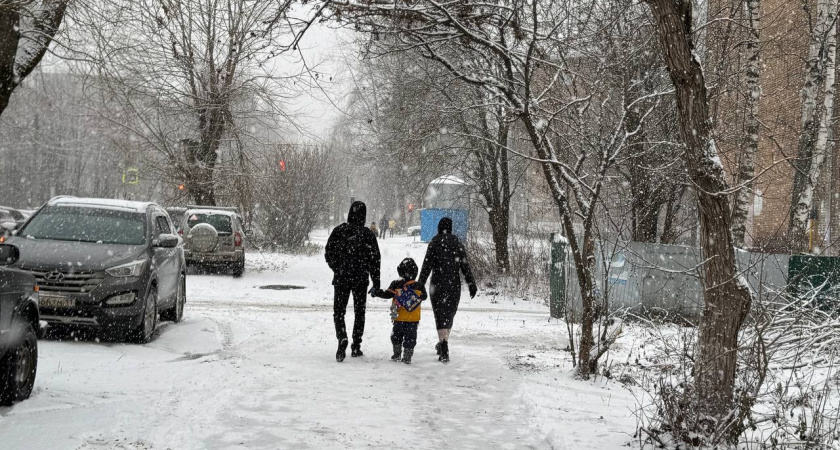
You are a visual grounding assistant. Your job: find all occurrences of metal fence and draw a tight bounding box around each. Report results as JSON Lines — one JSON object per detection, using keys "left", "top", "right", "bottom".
{"left": 552, "top": 240, "right": 790, "bottom": 321}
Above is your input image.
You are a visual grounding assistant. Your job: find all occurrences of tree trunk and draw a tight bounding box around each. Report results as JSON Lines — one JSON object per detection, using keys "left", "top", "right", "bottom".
{"left": 473, "top": 110, "right": 512, "bottom": 273}
{"left": 625, "top": 61, "right": 665, "bottom": 243}
{"left": 789, "top": 0, "right": 839, "bottom": 253}
{"left": 489, "top": 207, "right": 510, "bottom": 273}
{"left": 644, "top": 0, "right": 753, "bottom": 425}
{"left": 0, "top": 2, "right": 68, "bottom": 118}
{"left": 661, "top": 186, "right": 687, "bottom": 245}
{"left": 731, "top": 0, "right": 763, "bottom": 249}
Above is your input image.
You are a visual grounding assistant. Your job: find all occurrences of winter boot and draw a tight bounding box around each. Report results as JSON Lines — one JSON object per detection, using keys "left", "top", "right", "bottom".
{"left": 351, "top": 347, "right": 364, "bottom": 358}
{"left": 402, "top": 348, "right": 414, "bottom": 364}
{"left": 435, "top": 341, "right": 441, "bottom": 356}
{"left": 336, "top": 339, "right": 348, "bottom": 363}
{"left": 391, "top": 345, "right": 402, "bottom": 361}
{"left": 439, "top": 340, "right": 450, "bottom": 363}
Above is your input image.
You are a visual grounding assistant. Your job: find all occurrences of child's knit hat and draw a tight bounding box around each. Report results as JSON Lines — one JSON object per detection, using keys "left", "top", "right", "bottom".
{"left": 397, "top": 258, "right": 418, "bottom": 280}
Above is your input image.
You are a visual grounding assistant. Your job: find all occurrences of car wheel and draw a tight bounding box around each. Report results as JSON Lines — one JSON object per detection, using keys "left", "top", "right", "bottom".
{"left": 0, "top": 319, "right": 38, "bottom": 406}
{"left": 231, "top": 258, "right": 245, "bottom": 278}
{"left": 131, "top": 286, "right": 158, "bottom": 344}
{"left": 161, "top": 274, "right": 186, "bottom": 323}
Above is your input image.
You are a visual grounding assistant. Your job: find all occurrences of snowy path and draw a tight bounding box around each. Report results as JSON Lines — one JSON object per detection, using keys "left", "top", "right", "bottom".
{"left": 0, "top": 236, "right": 639, "bottom": 449}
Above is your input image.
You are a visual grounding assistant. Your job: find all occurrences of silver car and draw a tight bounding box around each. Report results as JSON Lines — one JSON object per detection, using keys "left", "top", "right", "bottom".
{"left": 179, "top": 208, "right": 246, "bottom": 277}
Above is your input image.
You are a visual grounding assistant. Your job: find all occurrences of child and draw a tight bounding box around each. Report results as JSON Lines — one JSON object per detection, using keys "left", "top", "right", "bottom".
{"left": 373, "top": 258, "right": 427, "bottom": 364}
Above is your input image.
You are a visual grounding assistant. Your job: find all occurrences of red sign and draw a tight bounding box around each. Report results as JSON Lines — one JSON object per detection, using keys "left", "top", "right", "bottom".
{"left": 279, "top": 160, "right": 287, "bottom": 171}
{"left": 407, "top": 203, "right": 415, "bottom": 212}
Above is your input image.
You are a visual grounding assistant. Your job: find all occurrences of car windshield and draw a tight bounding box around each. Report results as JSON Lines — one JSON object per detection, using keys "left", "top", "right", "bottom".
{"left": 19, "top": 206, "right": 146, "bottom": 245}
{"left": 187, "top": 213, "right": 232, "bottom": 234}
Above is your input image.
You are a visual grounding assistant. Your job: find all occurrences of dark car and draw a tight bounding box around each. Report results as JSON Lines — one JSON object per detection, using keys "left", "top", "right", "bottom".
{"left": 0, "top": 244, "right": 40, "bottom": 406}
{"left": 5, "top": 197, "right": 187, "bottom": 343}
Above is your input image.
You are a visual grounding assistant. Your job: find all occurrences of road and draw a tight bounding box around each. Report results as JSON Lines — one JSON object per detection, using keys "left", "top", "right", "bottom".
{"left": 0, "top": 236, "right": 637, "bottom": 449}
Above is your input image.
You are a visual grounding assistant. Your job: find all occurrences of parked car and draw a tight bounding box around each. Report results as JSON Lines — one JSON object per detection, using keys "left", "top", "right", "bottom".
{"left": 407, "top": 225, "right": 421, "bottom": 236}
{"left": 5, "top": 197, "right": 187, "bottom": 343}
{"left": 165, "top": 206, "right": 188, "bottom": 230}
{"left": 179, "top": 208, "right": 246, "bottom": 277}
{"left": 0, "top": 206, "right": 27, "bottom": 234}
{"left": 0, "top": 244, "right": 40, "bottom": 406}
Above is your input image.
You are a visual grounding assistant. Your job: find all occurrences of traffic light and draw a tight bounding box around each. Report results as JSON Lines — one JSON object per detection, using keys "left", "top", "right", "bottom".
{"left": 178, "top": 184, "right": 185, "bottom": 191}
{"left": 279, "top": 159, "right": 286, "bottom": 171}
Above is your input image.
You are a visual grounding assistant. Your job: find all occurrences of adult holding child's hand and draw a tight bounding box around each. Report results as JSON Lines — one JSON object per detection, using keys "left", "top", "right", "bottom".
{"left": 325, "top": 201, "right": 381, "bottom": 362}
{"left": 418, "top": 217, "right": 477, "bottom": 363}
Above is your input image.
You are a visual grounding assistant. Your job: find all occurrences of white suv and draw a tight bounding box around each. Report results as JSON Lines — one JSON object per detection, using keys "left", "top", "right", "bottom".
{"left": 179, "top": 208, "right": 246, "bottom": 277}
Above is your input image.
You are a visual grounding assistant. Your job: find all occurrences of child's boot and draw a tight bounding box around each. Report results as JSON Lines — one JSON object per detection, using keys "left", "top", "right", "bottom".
{"left": 391, "top": 344, "right": 402, "bottom": 361}
{"left": 439, "top": 340, "right": 449, "bottom": 363}
{"left": 402, "top": 348, "right": 413, "bottom": 364}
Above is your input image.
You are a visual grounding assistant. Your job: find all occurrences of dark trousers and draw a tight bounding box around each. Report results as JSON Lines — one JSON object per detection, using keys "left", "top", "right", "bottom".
{"left": 431, "top": 286, "right": 461, "bottom": 330}
{"left": 391, "top": 321, "right": 419, "bottom": 350}
{"left": 380, "top": 227, "right": 387, "bottom": 239}
{"left": 334, "top": 281, "right": 368, "bottom": 349}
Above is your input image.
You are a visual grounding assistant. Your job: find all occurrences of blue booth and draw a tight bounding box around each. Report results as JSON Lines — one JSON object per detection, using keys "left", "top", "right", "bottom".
{"left": 420, "top": 208, "right": 469, "bottom": 243}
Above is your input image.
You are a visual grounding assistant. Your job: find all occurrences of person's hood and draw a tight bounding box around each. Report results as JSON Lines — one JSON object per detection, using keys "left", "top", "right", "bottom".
{"left": 5, "top": 236, "right": 145, "bottom": 272}
{"left": 397, "top": 258, "right": 418, "bottom": 280}
{"left": 347, "top": 201, "right": 367, "bottom": 227}
{"left": 438, "top": 217, "right": 453, "bottom": 235}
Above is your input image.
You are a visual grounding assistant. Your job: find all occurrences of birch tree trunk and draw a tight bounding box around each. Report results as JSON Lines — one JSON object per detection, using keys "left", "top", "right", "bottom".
{"left": 789, "top": 0, "right": 839, "bottom": 252}
{"left": 643, "top": 0, "right": 754, "bottom": 425}
{"left": 731, "top": 0, "right": 762, "bottom": 248}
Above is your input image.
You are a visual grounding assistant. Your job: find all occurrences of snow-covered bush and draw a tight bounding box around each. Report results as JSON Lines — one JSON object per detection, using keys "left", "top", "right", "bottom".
{"left": 632, "top": 289, "right": 840, "bottom": 448}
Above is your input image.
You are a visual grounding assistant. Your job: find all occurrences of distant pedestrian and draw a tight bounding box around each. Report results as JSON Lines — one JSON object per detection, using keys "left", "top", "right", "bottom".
{"left": 325, "top": 201, "right": 381, "bottom": 362}
{"left": 418, "top": 217, "right": 477, "bottom": 363}
{"left": 388, "top": 219, "right": 396, "bottom": 237}
{"left": 370, "top": 221, "right": 378, "bottom": 236}
{"left": 379, "top": 216, "right": 388, "bottom": 239}
{"left": 373, "top": 258, "right": 427, "bottom": 364}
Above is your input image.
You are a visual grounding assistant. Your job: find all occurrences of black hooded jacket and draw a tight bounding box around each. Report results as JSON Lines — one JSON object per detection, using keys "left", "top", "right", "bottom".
{"left": 418, "top": 218, "right": 476, "bottom": 291}
{"left": 325, "top": 201, "right": 381, "bottom": 288}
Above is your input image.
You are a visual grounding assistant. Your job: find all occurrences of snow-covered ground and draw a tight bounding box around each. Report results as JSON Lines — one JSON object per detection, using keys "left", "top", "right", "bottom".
{"left": 0, "top": 232, "right": 639, "bottom": 449}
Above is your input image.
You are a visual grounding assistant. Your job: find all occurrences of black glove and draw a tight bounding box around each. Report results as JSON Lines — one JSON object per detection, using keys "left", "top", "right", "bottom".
{"left": 368, "top": 287, "right": 379, "bottom": 297}
{"left": 469, "top": 284, "right": 477, "bottom": 299}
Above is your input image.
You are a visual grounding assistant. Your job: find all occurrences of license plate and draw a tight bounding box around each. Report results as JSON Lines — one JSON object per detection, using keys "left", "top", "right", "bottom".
{"left": 40, "top": 295, "right": 75, "bottom": 309}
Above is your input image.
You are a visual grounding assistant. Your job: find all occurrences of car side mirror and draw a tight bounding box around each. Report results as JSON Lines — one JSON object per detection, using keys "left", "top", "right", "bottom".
{"left": 0, "top": 244, "right": 19, "bottom": 265}
{"left": 154, "top": 234, "right": 180, "bottom": 248}
{"left": 0, "top": 221, "right": 16, "bottom": 232}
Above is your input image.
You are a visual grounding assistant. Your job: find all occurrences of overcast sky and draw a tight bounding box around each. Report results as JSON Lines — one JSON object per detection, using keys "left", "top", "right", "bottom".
{"left": 282, "top": 19, "right": 352, "bottom": 142}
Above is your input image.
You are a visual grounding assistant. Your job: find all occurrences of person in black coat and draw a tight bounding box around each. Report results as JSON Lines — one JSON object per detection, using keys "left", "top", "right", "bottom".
{"left": 418, "top": 217, "right": 477, "bottom": 362}
{"left": 325, "top": 201, "right": 381, "bottom": 362}
{"left": 379, "top": 216, "right": 388, "bottom": 239}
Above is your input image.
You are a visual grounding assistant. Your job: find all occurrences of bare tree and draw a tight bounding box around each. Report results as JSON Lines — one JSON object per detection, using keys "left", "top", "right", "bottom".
{"left": 337, "top": 0, "right": 666, "bottom": 378}
{"left": 253, "top": 144, "right": 341, "bottom": 249}
{"left": 643, "top": 0, "right": 754, "bottom": 433}
{"left": 74, "top": 0, "right": 326, "bottom": 206}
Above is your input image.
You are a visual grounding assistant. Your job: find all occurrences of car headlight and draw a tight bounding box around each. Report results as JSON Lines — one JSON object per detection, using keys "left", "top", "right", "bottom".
{"left": 106, "top": 259, "right": 147, "bottom": 277}
{"left": 105, "top": 292, "right": 136, "bottom": 305}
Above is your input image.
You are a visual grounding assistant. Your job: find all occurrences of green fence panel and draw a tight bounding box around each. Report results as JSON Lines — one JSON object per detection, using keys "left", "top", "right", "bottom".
{"left": 788, "top": 254, "right": 840, "bottom": 312}
{"left": 549, "top": 233, "right": 567, "bottom": 319}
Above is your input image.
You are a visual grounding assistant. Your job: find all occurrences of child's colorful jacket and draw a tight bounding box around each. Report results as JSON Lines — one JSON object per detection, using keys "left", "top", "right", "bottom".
{"left": 375, "top": 279, "right": 428, "bottom": 322}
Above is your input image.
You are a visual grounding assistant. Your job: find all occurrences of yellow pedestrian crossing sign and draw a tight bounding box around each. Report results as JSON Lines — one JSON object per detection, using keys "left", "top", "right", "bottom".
{"left": 123, "top": 167, "right": 139, "bottom": 185}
